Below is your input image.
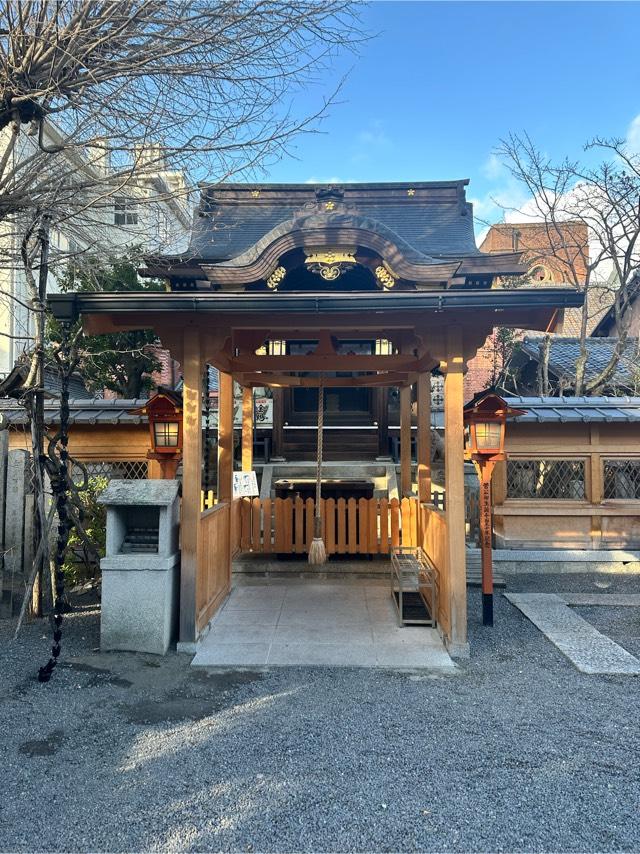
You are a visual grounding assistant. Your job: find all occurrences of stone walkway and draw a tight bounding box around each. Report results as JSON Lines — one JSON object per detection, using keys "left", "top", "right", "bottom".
{"left": 191, "top": 578, "right": 455, "bottom": 669}
{"left": 505, "top": 592, "right": 640, "bottom": 675}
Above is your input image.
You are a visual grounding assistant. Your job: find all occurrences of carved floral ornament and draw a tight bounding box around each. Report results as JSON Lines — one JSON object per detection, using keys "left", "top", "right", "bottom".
{"left": 305, "top": 249, "right": 357, "bottom": 281}
{"left": 266, "top": 251, "right": 398, "bottom": 289}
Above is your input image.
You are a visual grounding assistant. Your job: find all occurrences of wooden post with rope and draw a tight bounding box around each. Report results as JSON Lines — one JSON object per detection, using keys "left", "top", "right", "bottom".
{"left": 308, "top": 374, "right": 326, "bottom": 565}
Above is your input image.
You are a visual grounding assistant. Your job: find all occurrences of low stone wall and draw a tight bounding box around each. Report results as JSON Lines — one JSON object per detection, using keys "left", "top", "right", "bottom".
{"left": 468, "top": 547, "right": 640, "bottom": 575}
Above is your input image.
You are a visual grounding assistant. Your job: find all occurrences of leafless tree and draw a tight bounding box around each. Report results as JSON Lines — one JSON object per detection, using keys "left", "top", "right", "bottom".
{"left": 0, "top": 0, "right": 363, "bottom": 621}
{"left": 497, "top": 132, "right": 640, "bottom": 396}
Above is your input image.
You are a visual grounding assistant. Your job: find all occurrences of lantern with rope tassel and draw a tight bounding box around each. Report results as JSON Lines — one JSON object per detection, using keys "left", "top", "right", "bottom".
{"left": 308, "top": 374, "right": 327, "bottom": 565}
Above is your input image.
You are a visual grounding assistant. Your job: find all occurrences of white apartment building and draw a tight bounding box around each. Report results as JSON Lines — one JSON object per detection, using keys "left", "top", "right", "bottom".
{"left": 0, "top": 129, "right": 192, "bottom": 376}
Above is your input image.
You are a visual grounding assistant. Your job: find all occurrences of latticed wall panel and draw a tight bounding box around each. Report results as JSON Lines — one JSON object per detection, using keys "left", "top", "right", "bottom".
{"left": 603, "top": 459, "right": 640, "bottom": 500}
{"left": 71, "top": 460, "right": 148, "bottom": 485}
{"left": 506, "top": 459, "right": 586, "bottom": 500}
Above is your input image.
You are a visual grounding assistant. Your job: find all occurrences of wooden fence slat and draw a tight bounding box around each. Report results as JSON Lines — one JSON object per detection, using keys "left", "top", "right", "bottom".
{"left": 337, "top": 498, "right": 346, "bottom": 553}
{"left": 275, "top": 497, "right": 284, "bottom": 552}
{"left": 251, "top": 497, "right": 261, "bottom": 551}
{"left": 325, "top": 497, "right": 336, "bottom": 554}
{"left": 347, "top": 497, "right": 358, "bottom": 553}
{"left": 379, "top": 498, "right": 389, "bottom": 553}
{"left": 401, "top": 497, "right": 411, "bottom": 548}
{"left": 368, "top": 498, "right": 379, "bottom": 553}
{"left": 263, "top": 497, "right": 272, "bottom": 552}
{"left": 283, "top": 497, "right": 293, "bottom": 554}
{"left": 241, "top": 497, "right": 251, "bottom": 552}
{"left": 390, "top": 498, "right": 400, "bottom": 549}
{"left": 294, "top": 496, "right": 304, "bottom": 553}
{"left": 358, "top": 497, "right": 368, "bottom": 554}
{"left": 306, "top": 497, "right": 315, "bottom": 549}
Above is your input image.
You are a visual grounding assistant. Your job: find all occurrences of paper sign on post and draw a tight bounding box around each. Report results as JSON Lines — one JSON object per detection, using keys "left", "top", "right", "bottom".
{"left": 233, "top": 471, "right": 259, "bottom": 498}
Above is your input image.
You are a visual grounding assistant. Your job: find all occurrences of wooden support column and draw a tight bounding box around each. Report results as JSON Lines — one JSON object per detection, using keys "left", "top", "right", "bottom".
{"left": 179, "top": 326, "right": 203, "bottom": 646}
{"left": 241, "top": 386, "right": 253, "bottom": 472}
{"left": 218, "top": 371, "right": 234, "bottom": 503}
{"left": 589, "top": 424, "right": 603, "bottom": 549}
{"left": 375, "top": 387, "right": 389, "bottom": 458}
{"left": 443, "top": 326, "right": 468, "bottom": 657}
{"left": 417, "top": 373, "right": 432, "bottom": 504}
{"left": 400, "top": 385, "right": 412, "bottom": 496}
{"left": 272, "top": 388, "right": 284, "bottom": 459}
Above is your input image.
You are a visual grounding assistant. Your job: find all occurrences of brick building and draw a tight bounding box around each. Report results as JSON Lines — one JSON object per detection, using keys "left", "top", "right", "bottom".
{"left": 464, "top": 221, "right": 589, "bottom": 398}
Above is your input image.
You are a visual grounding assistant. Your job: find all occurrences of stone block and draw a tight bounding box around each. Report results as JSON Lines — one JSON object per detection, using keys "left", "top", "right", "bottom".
{"left": 100, "top": 556, "right": 180, "bottom": 655}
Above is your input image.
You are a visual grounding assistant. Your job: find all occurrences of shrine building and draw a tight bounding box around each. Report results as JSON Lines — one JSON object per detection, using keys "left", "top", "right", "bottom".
{"left": 50, "top": 181, "right": 582, "bottom": 658}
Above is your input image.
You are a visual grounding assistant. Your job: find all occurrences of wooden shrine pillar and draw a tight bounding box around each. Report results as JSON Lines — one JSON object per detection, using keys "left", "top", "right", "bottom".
{"left": 272, "top": 388, "right": 284, "bottom": 459}
{"left": 400, "top": 384, "right": 412, "bottom": 496}
{"left": 241, "top": 386, "right": 253, "bottom": 472}
{"left": 442, "top": 325, "right": 468, "bottom": 656}
{"left": 179, "top": 326, "right": 203, "bottom": 645}
{"left": 218, "top": 371, "right": 234, "bottom": 503}
{"left": 375, "top": 387, "right": 389, "bottom": 458}
{"left": 417, "top": 373, "right": 432, "bottom": 504}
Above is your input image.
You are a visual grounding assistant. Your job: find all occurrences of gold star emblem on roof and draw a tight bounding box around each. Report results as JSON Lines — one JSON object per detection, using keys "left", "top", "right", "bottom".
{"left": 407, "top": 188, "right": 416, "bottom": 197}
{"left": 325, "top": 200, "right": 336, "bottom": 211}
{"left": 250, "top": 189, "right": 260, "bottom": 198}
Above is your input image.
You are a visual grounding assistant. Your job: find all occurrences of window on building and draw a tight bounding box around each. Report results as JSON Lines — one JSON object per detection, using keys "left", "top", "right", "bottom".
{"left": 603, "top": 459, "right": 640, "bottom": 499}
{"left": 114, "top": 196, "right": 138, "bottom": 226}
{"left": 506, "top": 459, "right": 586, "bottom": 500}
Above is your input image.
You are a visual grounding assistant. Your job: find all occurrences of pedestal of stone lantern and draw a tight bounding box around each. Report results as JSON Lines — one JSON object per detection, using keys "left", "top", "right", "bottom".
{"left": 98, "top": 479, "right": 180, "bottom": 655}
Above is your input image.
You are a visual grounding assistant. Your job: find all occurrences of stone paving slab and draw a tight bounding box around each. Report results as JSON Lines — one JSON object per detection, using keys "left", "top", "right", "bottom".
{"left": 560, "top": 593, "right": 640, "bottom": 607}
{"left": 192, "top": 579, "right": 456, "bottom": 670}
{"left": 505, "top": 592, "right": 640, "bottom": 675}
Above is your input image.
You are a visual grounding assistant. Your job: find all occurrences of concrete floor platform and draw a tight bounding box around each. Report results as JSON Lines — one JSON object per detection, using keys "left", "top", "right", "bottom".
{"left": 191, "top": 578, "right": 455, "bottom": 669}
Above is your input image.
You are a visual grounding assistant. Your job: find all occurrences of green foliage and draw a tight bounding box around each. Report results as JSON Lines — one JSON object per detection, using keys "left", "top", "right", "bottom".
{"left": 62, "top": 475, "right": 108, "bottom": 586}
{"left": 50, "top": 249, "right": 165, "bottom": 398}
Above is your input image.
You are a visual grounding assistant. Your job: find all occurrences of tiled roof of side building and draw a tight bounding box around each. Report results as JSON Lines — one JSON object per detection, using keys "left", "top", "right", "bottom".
{"left": 503, "top": 395, "right": 640, "bottom": 422}
{"left": 520, "top": 336, "right": 640, "bottom": 390}
{"left": 0, "top": 398, "right": 150, "bottom": 426}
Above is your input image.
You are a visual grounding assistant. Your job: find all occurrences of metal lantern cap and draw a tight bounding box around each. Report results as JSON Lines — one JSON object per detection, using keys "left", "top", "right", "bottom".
{"left": 463, "top": 390, "right": 525, "bottom": 461}
{"left": 129, "top": 387, "right": 183, "bottom": 455}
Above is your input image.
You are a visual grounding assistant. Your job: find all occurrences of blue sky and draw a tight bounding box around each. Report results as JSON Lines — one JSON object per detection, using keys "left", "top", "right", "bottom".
{"left": 265, "top": 1, "right": 640, "bottom": 237}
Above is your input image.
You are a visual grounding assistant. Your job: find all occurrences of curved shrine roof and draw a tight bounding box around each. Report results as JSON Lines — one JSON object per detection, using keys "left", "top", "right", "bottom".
{"left": 188, "top": 181, "right": 481, "bottom": 263}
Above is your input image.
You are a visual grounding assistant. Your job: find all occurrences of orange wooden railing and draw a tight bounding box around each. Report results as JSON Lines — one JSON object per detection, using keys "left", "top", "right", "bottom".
{"left": 237, "top": 496, "right": 419, "bottom": 555}
{"left": 196, "top": 503, "right": 231, "bottom": 632}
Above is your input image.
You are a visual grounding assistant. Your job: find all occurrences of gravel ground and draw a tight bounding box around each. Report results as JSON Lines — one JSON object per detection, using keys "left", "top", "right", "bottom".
{"left": 1, "top": 573, "right": 639, "bottom": 853}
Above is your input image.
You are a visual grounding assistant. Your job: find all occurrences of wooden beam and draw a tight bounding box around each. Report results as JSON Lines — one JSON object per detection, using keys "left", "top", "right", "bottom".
{"left": 218, "top": 371, "right": 233, "bottom": 503}
{"left": 231, "top": 354, "right": 421, "bottom": 372}
{"left": 400, "top": 385, "right": 412, "bottom": 497}
{"left": 179, "top": 326, "right": 202, "bottom": 645}
{"left": 241, "top": 386, "right": 253, "bottom": 472}
{"left": 417, "top": 372, "right": 431, "bottom": 503}
{"left": 235, "top": 372, "right": 415, "bottom": 388}
{"left": 443, "top": 325, "right": 468, "bottom": 656}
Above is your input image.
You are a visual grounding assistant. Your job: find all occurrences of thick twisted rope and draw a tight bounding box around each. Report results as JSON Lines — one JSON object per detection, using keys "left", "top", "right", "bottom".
{"left": 38, "top": 326, "right": 72, "bottom": 682}
{"left": 315, "top": 374, "right": 324, "bottom": 511}
{"left": 308, "top": 374, "right": 326, "bottom": 564}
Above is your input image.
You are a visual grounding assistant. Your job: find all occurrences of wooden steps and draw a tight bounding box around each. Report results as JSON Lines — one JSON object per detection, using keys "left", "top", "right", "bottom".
{"left": 282, "top": 429, "right": 378, "bottom": 461}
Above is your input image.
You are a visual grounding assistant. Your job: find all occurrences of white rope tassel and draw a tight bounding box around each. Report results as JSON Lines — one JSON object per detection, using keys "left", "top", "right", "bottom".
{"left": 308, "top": 374, "right": 327, "bottom": 565}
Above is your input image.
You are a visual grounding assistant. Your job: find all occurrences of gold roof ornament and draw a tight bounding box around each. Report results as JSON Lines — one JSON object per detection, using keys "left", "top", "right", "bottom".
{"left": 250, "top": 189, "right": 261, "bottom": 198}
{"left": 407, "top": 188, "right": 416, "bottom": 197}
{"left": 305, "top": 250, "right": 356, "bottom": 282}
{"left": 324, "top": 200, "right": 336, "bottom": 211}
{"left": 266, "top": 265, "right": 286, "bottom": 290}
{"left": 375, "top": 263, "right": 397, "bottom": 289}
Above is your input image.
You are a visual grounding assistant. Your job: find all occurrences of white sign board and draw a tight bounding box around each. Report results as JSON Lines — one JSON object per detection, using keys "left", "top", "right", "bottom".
{"left": 233, "top": 471, "right": 259, "bottom": 498}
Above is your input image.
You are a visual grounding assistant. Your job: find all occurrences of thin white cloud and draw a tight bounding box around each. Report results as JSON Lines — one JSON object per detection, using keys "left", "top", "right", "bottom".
{"left": 626, "top": 113, "right": 640, "bottom": 155}
{"left": 351, "top": 120, "right": 393, "bottom": 165}
{"left": 304, "top": 176, "right": 347, "bottom": 184}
